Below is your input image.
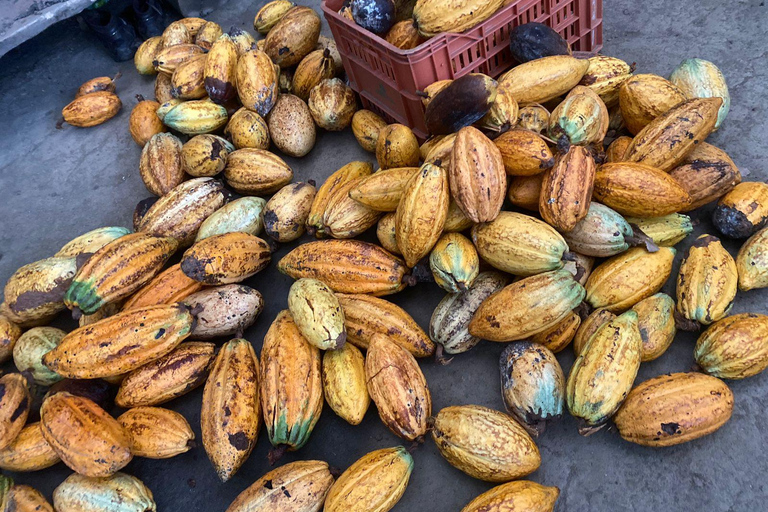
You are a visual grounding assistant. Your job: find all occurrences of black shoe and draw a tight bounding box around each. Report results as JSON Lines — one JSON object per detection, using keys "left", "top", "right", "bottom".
{"left": 132, "top": 0, "right": 173, "bottom": 39}
{"left": 82, "top": 9, "right": 141, "bottom": 61}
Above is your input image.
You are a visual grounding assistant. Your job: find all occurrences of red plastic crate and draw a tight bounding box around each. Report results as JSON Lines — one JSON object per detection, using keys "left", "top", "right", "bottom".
{"left": 321, "top": 0, "right": 603, "bottom": 139}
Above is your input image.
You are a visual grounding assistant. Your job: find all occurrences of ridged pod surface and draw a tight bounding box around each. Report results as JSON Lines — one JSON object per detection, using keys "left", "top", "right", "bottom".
{"left": 61, "top": 91, "right": 122, "bottom": 127}
{"left": 444, "top": 199, "right": 474, "bottom": 232}
{"left": 572, "top": 308, "right": 616, "bottom": 356}
{"left": 670, "top": 58, "right": 730, "bottom": 129}
{"left": 469, "top": 270, "right": 585, "bottom": 342}
{"left": 153, "top": 43, "right": 204, "bottom": 74}
{"left": 348, "top": 167, "right": 419, "bottom": 212}
{"left": 337, "top": 293, "right": 434, "bottom": 357}
{"left": 264, "top": 7, "right": 321, "bottom": 67}
{"left": 494, "top": 129, "right": 554, "bottom": 176}
{"left": 548, "top": 86, "right": 609, "bottom": 146}
{"left": 737, "top": 227, "right": 768, "bottom": 291}
{"left": 260, "top": 311, "right": 322, "bottom": 454}
{"left": 386, "top": 19, "right": 424, "bottom": 49}
{"left": 121, "top": 263, "right": 203, "bottom": 311}
{"left": 162, "top": 100, "right": 229, "bottom": 135}
{"left": 118, "top": 406, "right": 194, "bottom": 459}
{"left": 202, "top": 338, "right": 261, "bottom": 481}
{"left": 351, "top": 110, "right": 388, "bottom": 152}
{"left": 324, "top": 447, "right": 412, "bottom": 512}
{"left": 529, "top": 311, "right": 581, "bottom": 353}
{"left": 254, "top": 0, "right": 295, "bottom": 33}
{"left": 43, "top": 304, "right": 194, "bottom": 378}
{"left": 180, "top": 232, "right": 272, "bottom": 285}
{"left": 224, "top": 148, "right": 294, "bottom": 195}
{"left": 0, "top": 373, "right": 30, "bottom": 450}
{"left": 40, "top": 392, "right": 131, "bottom": 476}
{"left": 626, "top": 214, "right": 693, "bottom": 247}
{"left": 225, "top": 108, "right": 270, "bottom": 150}
{"left": 376, "top": 124, "right": 420, "bottom": 169}
{"left": 676, "top": 235, "right": 737, "bottom": 326}
{"left": 605, "top": 135, "right": 631, "bottom": 162}
{"left": 670, "top": 142, "right": 741, "bottom": 211}
{"left": 308, "top": 161, "right": 373, "bottom": 237}
{"left": 308, "top": 78, "right": 357, "bottom": 131}
{"left": 712, "top": 181, "right": 768, "bottom": 239}
{"left": 197, "top": 197, "right": 266, "bottom": 240}
{"left": 64, "top": 233, "right": 178, "bottom": 315}
{"left": 292, "top": 49, "right": 335, "bottom": 101}
{"left": 477, "top": 85, "right": 518, "bottom": 132}
{"left": 236, "top": 49, "right": 279, "bottom": 116}
{"left": 196, "top": 21, "right": 223, "bottom": 50}
{"left": 322, "top": 177, "right": 381, "bottom": 239}
{"left": 566, "top": 310, "right": 642, "bottom": 435}
{"left": 460, "top": 480, "right": 559, "bottom": 512}
{"left": 53, "top": 472, "right": 156, "bottom": 512}
{"left": 135, "top": 36, "right": 163, "bottom": 75}
{"left": 130, "top": 98, "right": 166, "bottom": 146}
{"left": 614, "top": 372, "right": 733, "bottom": 447}
{"left": 538, "top": 145, "right": 596, "bottom": 231}
{"left": 500, "top": 342, "right": 565, "bottom": 436}
{"left": 471, "top": 211, "right": 568, "bottom": 276}
{"left": 3, "top": 256, "right": 78, "bottom": 326}
{"left": 116, "top": 342, "right": 215, "bottom": 408}
{"left": 413, "top": 0, "right": 505, "bottom": 36}
{"left": 56, "top": 226, "right": 131, "bottom": 258}
{"left": 12, "top": 326, "right": 65, "bottom": 385}
{"left": 3, "top": 484, "right": 54, "bottom": 511}
{"left": 631, "top": 293, "right": 676, "bottom": 362}
{"left": 694, "top": 313, "right": 768, "bottom": 379}
{"left": 562, "top": 202, "right": 634, "bottom": 257}
{"left": 498, "top": 55, "right": 589, "bottom": 104}
{"left": 429, "top": 232, "right": 479, "bottom": 293}
{"left": 365, "top": 334, "right": 431, "bottom": 440}
{"left": 183, "top": 285, "right": 264, "bottom": 339}
{"left": 618, "top": 74, "right": 687, "bottom": 134}
{"left": 181, "top": 134, "right": 234, "bottom": 177}
{"left": 585, "top": 247, "right": 676, "bottom": 312}
{"left": 226, "top": 460, "right": 333, "bottom": 512}
{"left": 507, "top": 174, "right": 543, "bottom": 212}
{"left": 264, "top": 182, "right": 317, "bottom": 242}
{"left": 377, "top": 213, "right": 400, "bottom": 255}
{"left": 288, "top": 278, "right": 346, "bottom": 350}
{"left": 322, "top": 343, "right": 370, "bottom": 425}
{"left": 579, "top": 55, "right": 633, "bottom": 107}
{"left": 170, "top": 54, "right": 207, "bottom": 99}
{"left": 0, "top": 422, "right": 59, "bottom": 471}
{"left": 204, "top": 34, "right": 238, "bottom": 104}
{"left": 431, "top": 404, "right": 540, "bottom": 481}
{"left": 517, "top": 103, "right": 550, "bottom": 133}
{"left": 279, "top": 240, "right": 409, "bottom": 295}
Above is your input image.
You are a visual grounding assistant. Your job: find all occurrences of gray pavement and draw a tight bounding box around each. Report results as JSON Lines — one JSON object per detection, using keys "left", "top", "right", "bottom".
{"left": 1, "top": 0, "right": 767, "bottom": 510}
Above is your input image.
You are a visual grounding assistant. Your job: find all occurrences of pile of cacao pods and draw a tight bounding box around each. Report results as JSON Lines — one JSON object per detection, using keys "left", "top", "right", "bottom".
{"left": 6, "top": 7, "right": 768, "bottom": 512}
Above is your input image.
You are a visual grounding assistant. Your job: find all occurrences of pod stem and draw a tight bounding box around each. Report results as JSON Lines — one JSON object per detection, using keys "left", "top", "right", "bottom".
{"left": 414, "top": 90, "right": 429, "bottom": 98}
{"left": 434, "top": 345, "right": 454, "bottom": 366}
{"left": 111, "top": 71, "right": 122, "bottom": 84}
{"left": 71, "top": 306, "right": 82, "bottom": 321}
{"left": 55, "top": 117, "right": 65, "bottom": 129}
{"left": 625, "top": 224, "right": 659, "bottom": 253}
{"left": 577, "top": 419, "right": 607, "bottom": 437}
{"left": 674, "top": 310, "right": 701, "bottom": 332}
{"left": 135, "top": 94, "right": 146, "bottom": 103}
{"left": 267, "top": 444, "right": 288, "bottom": 466}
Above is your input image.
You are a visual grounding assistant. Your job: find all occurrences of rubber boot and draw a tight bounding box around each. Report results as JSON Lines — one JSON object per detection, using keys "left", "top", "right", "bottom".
{"left": 133, "top": 0, "right": 173, "bottom": 39}
{"left": 81, "top": 9, "right": 141, "bottom": 62}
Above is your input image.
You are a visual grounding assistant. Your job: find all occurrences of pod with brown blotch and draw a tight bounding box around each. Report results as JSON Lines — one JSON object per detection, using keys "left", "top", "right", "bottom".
{"left": 593, "top": 162, "right": 692, "bottom": 217}
{"left": 56, "top": 226, "right": 131, "bottom": 258}
{"left": 308, "top": 161, "right": 373, "bottom": 237}
{"left": 118, "top": 406, "right": 194, "bottom": 459}
{"left": 348, "top": 166, "right": 419, "bottom": 212}
{"left": 431, "top": 403, "right": 540, "bottom": 482}
{"left": 236, "top": 49, "right": 279, "bottom": 117}
{"left": 163, "top": 99, "right": 230, "bottom": 135}
{"left": 413, "top": 0, "right": 503, "bottom": 36}
{"left": 563, "top": 252, "right": 594, "bottom": 286}
{"left": 737, "top": 227, "right": 768, "bottom": 291}
{"left": 429, "top": 274, "right": 509, "bottom": 357}
{"left": 395, "top": 161, "right": 450, "bottom": 267}
{"left": 613, "top": 372, "right": 733, "bottom": 447}
{"left": 507, "top": 174, "right": 543, "bottom": 212}
{"left": 471, "top": 211, "right": 569, "bottom": 276}
{"left": 170, "top": 54, "right": 207, "bottom": 99}
{"left": 226, "top": 460, "right": 334, "bottom": 512}
{"left": 429, "top": 232, "right": 479, "bottom": 293}
{"left": 137, "top": 178, "right": 226, "bottom": 246}
{"left": 139, "top": 132, "right": 184, "bottom": 196}
{"left": 499, "top": 342, "right": 565, "bottom": 437}
{"left": 129, "top": 96, "right": 166, "bottom": 146}
{"left": 572, "top": 308, "right": 616, "bottom": 356}
{"left": 116, "top": 341, "right": 215, "bottom": 408}
{"left": 264, "top": 6, "right": 321, "bottom": 67}
{"left": 309, "top": 78, "right": 358, "bottom": 131}
{"left": 4, "top": 483, "right": 54, "bottom": 511}
{"left": 694, "top": 313, "right": 768, "bottom": 379}
{"left": 618, "top": 74, "right": 688, "bottom": 135}
{"left": 325, "top": 446, "right": 412, "bottom": 512}
{"left": 450, "top": 126, "right": 506, "bottom": 223}
{"left": 225, "top": 107, "right": 270, "bottom": 150}
{"left": 228, "top": 27, "right": 256, "bottom": 56}
{"left": 181, "top": 134, "right": 235, "bottom": 177}
{"left": 205, "top": 34, "right": 239, "bottom": 104}
{"left": 183, "top": 285, "right": 264, "bottom": 339}
{"left": 339, "top": 293, "right": 434, "bottom": 357}
{"left": 0, "top": 315, "right": 21, "bottom": 365}
{"left": 135, "top": 36, "right": 163, "bottom": 75}
{"left": 197, "top": 197, "right": 266, "bottom": 241}
{"left": 498, "top": 55, "right": 589, "bottom": 104}
{"left": 365, "top": 334, "right": 431, "bottom": 441}
{"left": 670, "top": 58, "right": 730, "bottom": 129}
{"left": 153, "top": 43, "right": 205, "bottom": 74}
{"left": 424, "top": 74, "right": 498, "bottom": 135}
{"left": 670, "top": 142, "right": 741, "bottom": 211}
{"left": 539, "top": 145, "right": 596, "bottom": 232}
{"left": 202, "top": 338, "right": 260, "bottom": 481}
{"left": 322, "top": 343, "right": 369, "bottom": 425}
{"left": 676, "top": 235, "right": 737, "bottom": 327}
{"left": 529, "top": 311, "right": 581, "bottom": 353}
{"left": 263, "top": 182, "right": 316, "bottom": 242}
{"left": 712, "top": 181, "right": 768, "bottom": 239}
{"left": 64, "top": 233, "right": 178, "bottom": 315}
{"left": 278, "top": 240, "right": 410, "bottom": 296}
{"left": 181, "top": 232, "right": 272, "bottom": 285}
{"left": 469, "top": 269, "right": 586, "bottom": 342}
{"left": 377, "top": 213, "right": 400, "bottom": 255}
{"left": 43, "top": 304, "right": 194, "bottom": 379}
{"left": 605, "top": 135, "right": 631, "bottom": 162}
{"left": 563, "top": 202, "right": 657, "bottom": 258}
{"left": 0, "top": 373, "right": 30, "bottom": 450}
{"left": 121, "top": 263, "right": 202, "bottom": 311}
{"left": 52, "top": 472, "right": 156, "bottom": 512}
{"left": 351, "top": 110, "right": 388, "bottom": 152}
{"left": 476, "top": 85, "right": 518, "bottom": 133}
{"left": 268, "top": 94, "right": 317, "bottom": 158}
{"left": 61, "top": 91, "right": 121, "bottom": 128}
{"left": 386, "top": 19, "right": 424, "bottom": 49}
{"left": 460, "top": 480, "right": 560, "bottom": 512}
{"left": 579, "top": 55, "right": 633, "bottom": 107}
{"left": 494, "top": 128, "right": 554, "bottom": 176}
{"left": 623, "top": 97, "right": 722, "bottom": 172}
{"left": 260, "top": 311, "right": 323, "bottom": 460}
{"left": 225, "top": 148, "right": 294, "bottom": 195}
{"left": 293, "top": 49, "right": 335, "bottom": 101}
{"left": 12, "top": 327, "right": 65, "bottom": 386}
{"left": 322, "top": 177, "right": 381, "bottom": 239}
{"left": 585, "top": 246, "right": 675, "bottom": 313}
{"left": 39, "top": 392, "right": 131, "bottom": 476}
{"left": 376, "top": 123, "right": 420, "bottom": 169}
{"left": 288, "top": 278, "right": 346, "bottom": 351}
{"left": 631, "top": 293, "right": 676, "bottom": 362}
{"left": 2, "top": 256, "right": 78, "bottom": 327}
{"left": 517, "top": 102, "right": 550, "bottom": 133}
{"left": 254, "top": 0, "right": 296, "bottom": 33}
{"left": 566, "top": 310, "right": 642, "bottom": 435}
{"left": 625, "top": 214, "right": 694, "bottom": 247}
{"left": 548, "top": 86, "right": 609, "bottom": 147}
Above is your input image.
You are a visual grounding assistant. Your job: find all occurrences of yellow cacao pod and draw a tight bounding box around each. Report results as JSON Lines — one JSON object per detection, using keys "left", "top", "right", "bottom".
{"left": 53, "top": 472, "right": 156, "bottom": 512}
{"left": 118, "top": 406, "right": 194, "bottom": 459}
{"left": 579, "top": 55, "right": 633, "bottom": 107}
{"left": 0, "top": 314, "right": 21, "bottom": 365}
{"left": 139, "top": 132, "right": 184, "bottom": 195}
{"left": 197, "top": 196, "right": 266, "bottom": 241}
{"left": 12, "top": 327, "right": 65, "bottom": 386}
{"left": 737, "top": 226, "right": 768, "bottom": 291}
{"left": 180, "top": 232, "right": 272, "bottom": 285}
{"left": 376, "top": 124, "right": 420, "bottom": 170}
{"left": 670, "top": 58, "right": 730, "bottom": 129}
{"left": 548, "top": 85, "right": 609, "bottom": 146}
{"left": 224, "top": 107, "right": 270, "bottom": 150}
{"left": 605, "top": 135, "right": 631, "bottom": 162}
{"left": 618, "top": 74, "right": 687, "bottom": 134}
{"left": 386, "top": 19, "right": 424, "bottom": 49}
{"left": 631, "top": 292, "right": 676, "bottom": 362}
{"left": 322, "top": 177, "right": 381, "bottom": 239}
{"left": 61, "top": 91, "right": 121, "bottom": 128}
{"left": 460, "top": 480, "right": 559, "bottom": 512}
{"left": 308, "top": 161, "right": 373, "bottom": 237}
{"left": 572, "top": 308, "right": 616, "bottom": 357}
{"left": 625, "top": 213, "right": 694, "bottom": 247}
{"left": 507, "top": 174, "right": 543, "bottom": 212}
{"left": 264, "top": 6, "right": 321, "bottom": 67}
{"left": 204, "top": 33, "right": 238, "bottom": 104}
{"left": 498, "top": 55, "right": 589, "bottom": 104}
{"left": 154, "top": 73, "right": 174, "bottom": 103}
{"left": 477, "top": 85, "right": 518, "bottom": 132}
{"left": 517, "top": 102, "right": 549, "bottom": 133}
{"left": 121, "top": 263, "right": 202, "bottom": 311}
{"left": 195, "top": 21, "right": 222, "bottom": 50}
{"left": 135, "top": 36, "right": 163, "bottom": 75}
{"left": 224, "top": 148, "right": 293, "bottom": 195}
{"left": 413, "top": 0, "right": 504, "bottom": 36}
{"left": 713, "top": 181, "right": 768, "bottom": 239}
{"left": 153, "top": 43, "right": 204, "bottom": 74}
{"left": 694, "top": 313, "right": 768, "bottom": 379}
{"left": 377, "top": 212, "right": 400, "bottom": 254}
{"left": 170, "top": 53, "right": 207, "bottom": 99}
{"left": 3, "top": 484, "right": 53, "bottom": 511}
{"left": 0, "top": 422, "right": 59, "bottom": 472}
{"left": 2, "top": 257, "right": 77, "bottom": 327}
{"left": 348, "top": 166, "right": 420, "bottom": 212}
{"left": 351, "top": 110, "right": 388, "bottom": 152}
{"left": 264, "top": 181, "right": 317, "bottom": 242}
{"left": 293, "top": 49, "right": 335, "bottom": 101}
{"left": 162, "top": 99, "right": 229, "bottom": 135}
{"left": 494, "top": 128, "right": 554, "bottom": 176}
{"left": 162, "top": 21, "right": 192, "bottom": 47}
{"left": 0, "top": 373, "right": 30, "bottom": 450}
{"left": 288, "top": 278, "right": 346, "bottom": 350}
{"left": 529, "top": 311, "right": 581, "bottom": 353}
{"left": 322, "top": 342, "right": 370, "bottom": 425}
{"left": 129, "top": 97, "right": 166, "bottom": 146}
{"left": 236, "top": 49, "right": 279, "bottom": 117}
{"left": 254, "top": 0, "right": 296, "bottom": 33}
{"left": 450, "top": 126, "right": 506, "bottom": 223}
{"left": 181, "top": 134, "right": 234, "bottom": 177}
{"left": 56, "top": 226, "right": 131, "bottom": 258}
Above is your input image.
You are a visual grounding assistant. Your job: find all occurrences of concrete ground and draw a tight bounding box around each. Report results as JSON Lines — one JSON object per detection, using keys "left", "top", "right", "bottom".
{"left": 1, "top": 0, "right": 767, "bottom": 510}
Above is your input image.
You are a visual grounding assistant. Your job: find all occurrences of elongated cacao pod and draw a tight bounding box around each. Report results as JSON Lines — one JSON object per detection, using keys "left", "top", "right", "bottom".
{"left": 0, "top": 422, "right": 60, "bottom": 472}
{"left": 539, "top": 145, "right": 596, "bottom": 231}
{"left": 0, "top": 373, "right": 30, "bottom": 450}
{"left": 450, "top": 126, "right": 506, "bottom": 223}
{"left": 322, "top": 343, "right": 370, "bottom": 425}
{"left": 181, "top": 232, "right": 272, "bottom": 285}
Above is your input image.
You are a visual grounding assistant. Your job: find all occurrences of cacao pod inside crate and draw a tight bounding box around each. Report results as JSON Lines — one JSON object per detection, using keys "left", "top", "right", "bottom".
{"left": 321, "top": 0, "right": 603, "bottom": 139}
